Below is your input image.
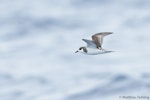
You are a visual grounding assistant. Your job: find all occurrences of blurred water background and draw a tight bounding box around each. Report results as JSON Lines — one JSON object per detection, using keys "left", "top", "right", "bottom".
{"left": 0, "top": 0, "right": 150, "bottom": 100}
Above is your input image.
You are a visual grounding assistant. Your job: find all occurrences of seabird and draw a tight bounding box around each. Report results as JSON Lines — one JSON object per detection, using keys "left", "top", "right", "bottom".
{"left": 75, "top": 32, "right": 114, "bottom": 55}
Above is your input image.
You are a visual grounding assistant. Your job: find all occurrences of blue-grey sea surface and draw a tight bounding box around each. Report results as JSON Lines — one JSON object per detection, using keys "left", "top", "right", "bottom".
{"left": 0, "top": 0, "right": 150, "bottom": 100}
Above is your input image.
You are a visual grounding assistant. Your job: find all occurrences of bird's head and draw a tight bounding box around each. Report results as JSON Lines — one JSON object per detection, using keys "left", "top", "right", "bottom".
{"left": 75, "top": 47, "right": 87, "bottom": 53}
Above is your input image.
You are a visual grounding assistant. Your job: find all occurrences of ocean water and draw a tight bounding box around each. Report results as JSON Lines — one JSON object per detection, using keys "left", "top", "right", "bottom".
{"left": 0, "top": 0, "right": 150, "bottom": 100}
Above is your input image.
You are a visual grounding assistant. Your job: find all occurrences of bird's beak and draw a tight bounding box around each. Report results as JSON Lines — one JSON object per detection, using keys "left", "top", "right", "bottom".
{"left": 75, "top": 51, "right": 78, "bottom": 53}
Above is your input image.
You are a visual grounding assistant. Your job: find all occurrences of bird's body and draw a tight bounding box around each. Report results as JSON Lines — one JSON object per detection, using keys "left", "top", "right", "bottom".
{"left": 75, "top": 32, "right": 114, "bottom": 55}
{"left": 80, "top": 47, "right": 113, "bottom": 55}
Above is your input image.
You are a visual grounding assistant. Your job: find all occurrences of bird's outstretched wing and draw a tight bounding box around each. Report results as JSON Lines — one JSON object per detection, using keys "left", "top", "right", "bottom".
{"left": 82, "top": 39, "right": 97, "bottom": 48}
{"left": 92, "top": 32, "right": 113, "bottom": 49}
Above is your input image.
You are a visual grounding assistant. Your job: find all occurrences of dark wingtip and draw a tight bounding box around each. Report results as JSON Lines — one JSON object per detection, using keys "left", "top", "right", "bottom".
{"left": 107, "top": 32, "right": 113, "bottom": 34}
{"left": 108, "top": 51, "right": 115, "bottom": 53}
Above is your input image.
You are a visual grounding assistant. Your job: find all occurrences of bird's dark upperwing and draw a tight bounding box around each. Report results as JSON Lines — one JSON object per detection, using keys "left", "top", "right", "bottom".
{"left": 92, "top": 32, "right": 113, "bottom": 49}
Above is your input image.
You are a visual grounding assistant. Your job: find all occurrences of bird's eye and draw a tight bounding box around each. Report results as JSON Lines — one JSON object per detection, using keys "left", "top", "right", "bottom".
{"left": 79, "top": 47, "right": 82, "bottom": 50}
